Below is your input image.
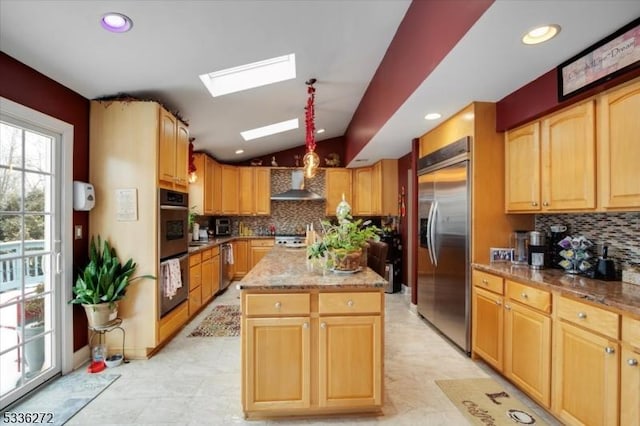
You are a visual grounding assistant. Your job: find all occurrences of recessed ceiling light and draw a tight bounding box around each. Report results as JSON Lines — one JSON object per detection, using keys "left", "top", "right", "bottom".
{"left": 235, "top": 149, "right": 244, "bottom": 155}
{"left": 522, "top": 24, "right": 560, "bottom": 45}
{"left": 199, "top": 54, "right": 296, "bottom": 97}
{"left": 424, "top": 113, "right": 441, "bottom": 120}
{"left": 100, "top": 13, "right": 133, "bottom": 33}
{"left": 240, "top": 118, "right": 299, "bottom": 141}
{"left": 316, "top": 128, "right": 325, "bottom": 134}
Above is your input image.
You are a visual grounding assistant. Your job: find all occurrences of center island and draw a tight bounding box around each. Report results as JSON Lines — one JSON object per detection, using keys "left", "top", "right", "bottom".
{"left": 238, "top": 245, "right": 387, "bottom": 419}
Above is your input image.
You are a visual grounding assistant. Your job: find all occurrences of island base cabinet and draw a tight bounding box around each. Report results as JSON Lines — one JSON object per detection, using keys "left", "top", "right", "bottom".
{"left": 318, "top": 316, "right": 382, "bottom": 408}
{"left": 552, "top": 321, "right": 619, "bottom": 426}
{"left": 621, "top": 346, "right": 640, "bottom": 426}
{"left": 244, "top": 317, "right": 311, "bottom": 412}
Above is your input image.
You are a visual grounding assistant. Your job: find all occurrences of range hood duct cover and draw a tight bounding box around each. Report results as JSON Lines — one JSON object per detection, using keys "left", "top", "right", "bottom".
{"left": 270, "top": 170, "right": 324, "bottom": 201}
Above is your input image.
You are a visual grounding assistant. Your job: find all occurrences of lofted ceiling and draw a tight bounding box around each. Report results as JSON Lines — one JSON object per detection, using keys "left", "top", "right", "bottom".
{"left": 1, "top": 1, "right": 639, "bottom": 166}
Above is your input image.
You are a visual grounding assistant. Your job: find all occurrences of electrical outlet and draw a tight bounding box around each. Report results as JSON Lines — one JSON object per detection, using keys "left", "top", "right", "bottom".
{"left": 74, "top": 225, "right": 83, "bottom": 240}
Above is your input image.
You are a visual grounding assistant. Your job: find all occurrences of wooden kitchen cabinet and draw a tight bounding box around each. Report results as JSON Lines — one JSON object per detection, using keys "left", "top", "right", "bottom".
{"left": 505, "top": 101, "right": 595, "bottom": 212}
{"left": 552, "top": 296, "right": 619, "bottom": 426}
{"left": 158, "top": 108, "right": 189, "bottom": 192}
{"left": 239, "top": 167, "right": 271, "bottom": 215}
{"left": 189, "top": 252, "right": 203, "bottom": 316}
{"left": 472, "top": 284, "right": 504, "bottom": 371}
{"left": 201, "top": 248, "right": 214, "bottom": 304}
{"left": 503, "top": 280, "right": 551, "bottom": 408}
{"left": 233, "top": 239, "right": 249, "bottom": 279}
{"left": 221, "top": 165, "right": 239, "bottom": 215}
{"left": 249, "top": 239, "right": 274, "bottom": 270}
{"left": 325, "top": 168, "right": 352, "bottom": 216}
{"left": 598, "top": 78, "right": 640, "bottom": 210}
{"left": 189, "top": 153, "right": 220, "bottom": 215}
{"left": 352, "top": 160, "right": 398, "bottom": 216}
{"left": 621, "top": 316, "right": 640, "bottom": 426}
{"left": 242, "top": 290, "right": 383, "bottom": 417}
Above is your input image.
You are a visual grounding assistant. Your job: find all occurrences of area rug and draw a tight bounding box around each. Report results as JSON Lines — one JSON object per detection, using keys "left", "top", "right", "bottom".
{"left": 3, "top": 372, "right": 120, "bottom": 425}
{"left": 436, "top": 378, "right": 550, "bottom": 426}
{"left": 188, "top": 304, "right": 240, "bottom": 337}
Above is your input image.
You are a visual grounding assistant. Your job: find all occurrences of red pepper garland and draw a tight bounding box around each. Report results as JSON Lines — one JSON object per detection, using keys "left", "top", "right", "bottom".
{"left": 303, "top": 78, "right": 319, "bottom": 178}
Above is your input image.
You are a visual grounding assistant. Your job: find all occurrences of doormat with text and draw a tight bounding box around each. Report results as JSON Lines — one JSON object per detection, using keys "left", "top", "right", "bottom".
{"left": 436, "top": 378, "right": 550, "bottom": 425}
{"left": 187, "top": 304, "right": 240, "bottom": 337}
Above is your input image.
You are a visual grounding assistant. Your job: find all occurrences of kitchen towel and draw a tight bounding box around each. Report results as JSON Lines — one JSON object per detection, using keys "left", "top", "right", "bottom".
{"left": 161, "top": 258, "right": 182, "bottom": 299}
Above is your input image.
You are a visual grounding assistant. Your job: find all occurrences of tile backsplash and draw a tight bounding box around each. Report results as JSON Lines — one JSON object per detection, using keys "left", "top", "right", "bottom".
{"left": 535, "top": 212, "right": 640, "bottom": 270}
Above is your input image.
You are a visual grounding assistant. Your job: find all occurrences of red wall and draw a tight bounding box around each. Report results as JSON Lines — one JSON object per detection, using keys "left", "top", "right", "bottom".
{"left": 344, "top": 0, "right": 493, "bottom": 163}
{"left": 0, "top": 52, "right": 91, "bottom": 350}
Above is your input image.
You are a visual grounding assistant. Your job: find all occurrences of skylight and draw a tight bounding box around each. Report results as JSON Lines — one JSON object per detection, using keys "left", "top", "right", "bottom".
{"left": 240, "top": 118, "right": 299, "bottom": 141}
{"left": 199, "top": 54, "right": 296, "bottom": 97}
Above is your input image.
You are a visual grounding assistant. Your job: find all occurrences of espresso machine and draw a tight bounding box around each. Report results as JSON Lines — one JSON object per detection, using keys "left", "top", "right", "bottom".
{"left": 528, "top": 231, "right": 547, "bottom": 269}
{"left": 510, "top": 230, "right": 530, "bottom": 265}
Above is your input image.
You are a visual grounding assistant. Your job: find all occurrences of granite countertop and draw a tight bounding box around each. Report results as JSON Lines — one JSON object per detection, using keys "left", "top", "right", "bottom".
{"left": 238, "top": 246, "right": 387, "bottom": 290}
{"left": 473, "top": 262, "right": 640, "bottom": 317}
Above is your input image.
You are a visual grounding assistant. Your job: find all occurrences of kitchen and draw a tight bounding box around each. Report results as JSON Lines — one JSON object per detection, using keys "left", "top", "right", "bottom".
{"left": 1, "top": 1, "right": 640, "bottom": 424}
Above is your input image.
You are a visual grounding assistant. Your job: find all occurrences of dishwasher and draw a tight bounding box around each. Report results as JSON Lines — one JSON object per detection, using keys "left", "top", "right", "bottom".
{"left": 219, "top": 243, "right": 232, "bottom": 291}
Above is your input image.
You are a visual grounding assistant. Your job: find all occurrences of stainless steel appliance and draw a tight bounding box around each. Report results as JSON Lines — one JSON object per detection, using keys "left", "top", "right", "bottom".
{"left": 510, "top": 230, "right": 530, "bottom": 265}
{"left": 417, "top": 137, "right": 470, "bottom": 353}
{"left": 528, "top": 231, "right": 546, "bottom": 270}
{"left": 214, "top": 218, "right": 231, "bottom": 236}
{"left": 159, "top": 189, "right": 190, "bottom": 318}
{"left": 275, "top": 235, "right": 306, "bottom": 248}
{"left": 219, "top": 243, "right": 233, "bottom": 291}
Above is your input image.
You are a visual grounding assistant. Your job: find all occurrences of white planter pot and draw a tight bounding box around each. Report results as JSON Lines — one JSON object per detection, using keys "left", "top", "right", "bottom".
{"left": 82, "top": 302, "right": 118, "bottom": 328}
{"left": 24, "top": 322, "right": 45, "bottom": 374}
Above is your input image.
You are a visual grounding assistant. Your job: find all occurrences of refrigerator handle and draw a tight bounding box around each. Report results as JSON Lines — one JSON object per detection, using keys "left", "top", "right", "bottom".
{"left": 426, "top": 201, "right": 435, "bottom": 266}
{"left": 430, "top": 201, "right": 438, "bottom": 266}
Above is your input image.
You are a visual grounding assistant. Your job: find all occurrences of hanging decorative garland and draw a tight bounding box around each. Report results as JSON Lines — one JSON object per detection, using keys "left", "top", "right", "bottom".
{"left": 303, "top": 78, "right": 319, "bottom": 178}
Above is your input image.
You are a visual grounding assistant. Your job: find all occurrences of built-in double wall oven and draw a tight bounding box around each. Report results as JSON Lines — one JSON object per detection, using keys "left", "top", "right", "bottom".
{"left": 158, "top": 189, "right": 190, "bottom": 318}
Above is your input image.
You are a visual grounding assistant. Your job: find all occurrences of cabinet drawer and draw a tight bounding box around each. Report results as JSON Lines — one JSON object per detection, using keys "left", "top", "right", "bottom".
{"left": 318, "top": 292, "right": 382, "bottom": 315}
{"left": 189, "top": 252, "right": 201, "bottom": 267}
{"left": 158, "top": 301, "right": 188, "bottom": 343}
{"left": 189, "top": 287, "right": 202, "bottom": 313}
{"left": 472, "top": 270, "right": 504, "bottom": 295}
{"left": 245, "top": 293, "right": 310, "bottom": 316}
{"left": 557, "top": 296, "right": 619, "bottom": 339}
{"left": 201, "top": 248, "right": 212, "bottom": 260}
{"left": 251, "top": 239, "right": 275, "bottom": 247}
{"left": 506, "top": 280, "right": 551, "bottom": 313}
{"left": 623, "top": 316, "right": 640, "bottom": 348}
{"left": 189, "top": 265, "right": 201, "bottom": 289}
{"left": 211, "top": 246, "right": 219, "bottom": 257}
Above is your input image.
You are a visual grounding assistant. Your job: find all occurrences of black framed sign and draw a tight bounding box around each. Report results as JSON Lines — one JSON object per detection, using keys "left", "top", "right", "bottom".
{"left": 557, "top": 17, "right": 640, "bottom": 101}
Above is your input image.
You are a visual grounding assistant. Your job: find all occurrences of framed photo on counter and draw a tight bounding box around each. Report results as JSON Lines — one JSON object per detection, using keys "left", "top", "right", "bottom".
{"left": 490, "top": 248, "right": 514, "bottom": 263}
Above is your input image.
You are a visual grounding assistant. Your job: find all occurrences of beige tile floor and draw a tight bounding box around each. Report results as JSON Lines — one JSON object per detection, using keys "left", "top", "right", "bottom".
{"left": 64, "top": 284, "right": 560, "bottom": 425}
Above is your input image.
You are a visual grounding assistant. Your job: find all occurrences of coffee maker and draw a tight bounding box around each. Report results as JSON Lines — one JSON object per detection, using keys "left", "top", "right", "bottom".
{"left": 548, "top": 224, "right": 568, "bottom": 269}
{"left": 528, "top": 231, "right": 546, "bottom": 269}
{"left": 510, "top": 230, "right": 530, "bottom": 265}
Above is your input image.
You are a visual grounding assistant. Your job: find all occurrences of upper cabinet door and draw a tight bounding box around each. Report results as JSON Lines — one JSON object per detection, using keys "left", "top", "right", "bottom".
{"left": 158, "top": 108, "right": 177, "bottom": 189}
{"left": 325, "top": 169, "right": 352, "bottom": 216}
{"left": 174, "top": 121, "right": 189, "bottom": 191}
{"left": 505, "top": 122, "right": 541, "bottom": 212}
{"left": 254, "top": 168, "right": 271, "bottom": 216}
{"left": 353, "top": 167, "right": 374, "bottom": 216}
{"left": 598, "top": 78, "right": 640, "bottom": 210}
{"left": 541, "top": 100, "right": 595, "bottom": 211}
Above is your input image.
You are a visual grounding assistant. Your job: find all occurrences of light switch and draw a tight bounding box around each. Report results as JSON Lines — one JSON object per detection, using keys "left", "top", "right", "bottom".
{"left": 74, "top": 225, "right": 83, "bottom": 240}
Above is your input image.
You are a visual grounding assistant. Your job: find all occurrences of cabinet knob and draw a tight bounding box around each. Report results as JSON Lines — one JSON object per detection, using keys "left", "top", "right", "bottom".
{"left": 274, "top": 301, "right": 281, "bottom": 310}
{"left": 628, "top": 358, "right": 639, "bottom": 366}
{"left": 604, "top": 346, "right": 615, "bottom": 355}
{"left": 531, "top": 201, "right": 538, "bottom": 207}
{"left": 495, "top": 300, "right": 502, "bottom": 306}
{"left": 504, "top": 304, "right": 511, "bottom": 311}
{"left": 320, "top": 322, "right": 326, "bottom": 329}
{"left": 302, "top": 322, "right": 309, "bottom": 329}
{"left": 543, "top": 201, "right": 549, "bottom": 207}
{"left": 347, "top": 300, "right": 354, "bottom": 307}
{"left": 521, "top": 293, "right": 528, "bottom": 299}
{"left": 482, "top": 279, "right": 488, "bottom": 284}
{"left": 577, "top": 312, "right": 587, "bottom": 319}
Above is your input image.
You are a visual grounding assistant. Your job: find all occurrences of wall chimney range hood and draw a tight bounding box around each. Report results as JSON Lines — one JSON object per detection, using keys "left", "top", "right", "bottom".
{"left": 270, "top": 170, "right": 324, "bottom": 201}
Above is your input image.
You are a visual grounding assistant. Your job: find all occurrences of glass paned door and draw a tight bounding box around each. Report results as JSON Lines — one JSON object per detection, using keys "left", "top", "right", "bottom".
{"left": 0, "top": 117, "right": 61, "bottom": 409}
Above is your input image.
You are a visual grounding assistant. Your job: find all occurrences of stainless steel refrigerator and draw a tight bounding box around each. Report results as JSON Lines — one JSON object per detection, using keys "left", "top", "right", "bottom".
{"left": 417, "top": 136, "right": 470, "bottom": 353}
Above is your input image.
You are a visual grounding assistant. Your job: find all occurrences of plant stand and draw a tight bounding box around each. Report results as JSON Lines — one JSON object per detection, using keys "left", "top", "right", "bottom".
{"left": 89, "top": 318, "right": 128, "bottom": 364}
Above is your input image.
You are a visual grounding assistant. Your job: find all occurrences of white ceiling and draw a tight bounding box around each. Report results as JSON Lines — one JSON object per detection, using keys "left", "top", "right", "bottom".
{"left": 1, "top": 1, "right": 639, "bottom": 166}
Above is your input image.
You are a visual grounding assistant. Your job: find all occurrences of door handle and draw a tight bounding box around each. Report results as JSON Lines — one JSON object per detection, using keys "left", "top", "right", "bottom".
{"left": 430, "top": 201, "right": 438, "bottom": 266}
{"left": 425, "top": 202, "right": 435, "bottom": 265}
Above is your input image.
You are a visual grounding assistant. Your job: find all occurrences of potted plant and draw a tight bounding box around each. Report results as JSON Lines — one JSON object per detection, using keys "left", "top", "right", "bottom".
{"left": 23, "top": 282, "right": 45, "bottom": 375}
{"left": 70, "top": 236, "right": 154, "bottom": 328}
{"left": 307, "top": 215, "right": 381, "bottom": 272}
